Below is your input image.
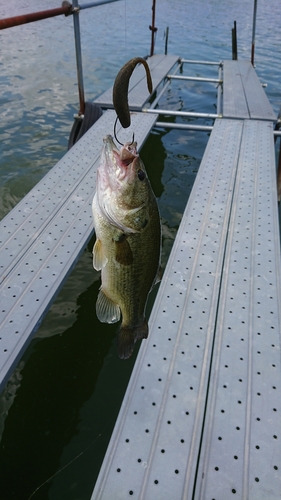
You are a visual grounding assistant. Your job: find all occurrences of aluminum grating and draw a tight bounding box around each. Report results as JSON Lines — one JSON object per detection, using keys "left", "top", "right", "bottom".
{"left": 94, "top": 54, "right": 180, "bottom": 110}
{"left": 237, "top": 61, "right": 277, "bottom": 121}
{"left": 223, "top": 61, "right": 249, "bottom": 119}
{"left": 222, "top": 61, "right": 276, "bottom": 121}
{"left": 91, "top": 119, "right": 244, "bottom": 500}
{"left": 0, "top": 110, "right": 157, "bottom": 391}
{"left": 196, "top": 120, "right": 281, "bottom": 499}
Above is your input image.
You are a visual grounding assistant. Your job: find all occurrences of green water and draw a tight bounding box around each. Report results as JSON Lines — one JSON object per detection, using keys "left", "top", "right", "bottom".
{"left": 0, "top": 0, "right": 280, "bottom": 498}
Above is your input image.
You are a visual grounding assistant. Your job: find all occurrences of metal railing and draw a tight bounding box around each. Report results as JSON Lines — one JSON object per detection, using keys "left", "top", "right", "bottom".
{"left": 0, "top": 0, "right": 122, "bottom": 116}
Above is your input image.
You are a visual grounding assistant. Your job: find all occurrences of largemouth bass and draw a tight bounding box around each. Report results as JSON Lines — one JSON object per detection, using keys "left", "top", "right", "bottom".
{"left": 92, "top": 135, "right": 161, "bottom": 359}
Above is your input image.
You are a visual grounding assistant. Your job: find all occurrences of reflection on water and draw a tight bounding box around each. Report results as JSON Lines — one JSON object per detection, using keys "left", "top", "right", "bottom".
{"left": 0, "top": 0, "right": 280, "bottom": 498}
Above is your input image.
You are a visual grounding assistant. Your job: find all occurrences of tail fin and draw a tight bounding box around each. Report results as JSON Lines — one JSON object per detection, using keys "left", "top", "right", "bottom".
{"left": 117, "top": 319, "right": 149, "bottom": 360}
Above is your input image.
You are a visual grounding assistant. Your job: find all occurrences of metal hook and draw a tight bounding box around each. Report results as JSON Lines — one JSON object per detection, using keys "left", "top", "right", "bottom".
{"left": 114, "top": 117, "right": 135, "bottom": 147}
{"left": 114, "top": 116, "right": 124, "bottom": 146}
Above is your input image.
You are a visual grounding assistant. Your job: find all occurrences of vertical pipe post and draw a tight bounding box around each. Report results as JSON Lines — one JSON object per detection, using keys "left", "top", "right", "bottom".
{"left": 165, "top": 26, "right": 169, "bottom": 55}
{"left": 251, "top": 0, "right": 258, "bottom": 65}
{"left": 216, "top": 64, "right": 223, "bottom": 116}
{"left": 277, "top": 138, "right": 281, "bottom": 202}
{"left": 232, "top": 21, "right": 238, "bottom": 60}
{"left": 149, "top": 0, "right": 157, "bottom": 57}
{"left": 72, "top": 0, "right": 85, "bottom": 115}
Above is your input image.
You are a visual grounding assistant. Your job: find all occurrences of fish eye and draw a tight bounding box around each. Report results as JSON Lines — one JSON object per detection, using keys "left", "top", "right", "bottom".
{"left": 137, "top": 169, "right": 145, "bottom": 181}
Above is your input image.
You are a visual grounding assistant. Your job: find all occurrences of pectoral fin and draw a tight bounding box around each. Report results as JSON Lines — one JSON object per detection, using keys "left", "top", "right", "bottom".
{"left": 93, "top": 238, "right": 108, "bottom": 271}
{"left": 114, "top": 235, "right": 133, "bottom": 266}
{"left": 96, "top": 288, "right": 121, "bottom": 324}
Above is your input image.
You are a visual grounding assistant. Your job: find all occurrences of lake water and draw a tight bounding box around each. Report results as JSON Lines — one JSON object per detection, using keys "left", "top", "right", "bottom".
{"left": 0, "top": 0, "right": 280, "bottom": 499}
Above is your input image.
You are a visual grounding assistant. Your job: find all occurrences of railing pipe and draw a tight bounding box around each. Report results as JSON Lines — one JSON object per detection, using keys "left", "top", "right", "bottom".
{"left": 216, "top": 64, "right": 223, "bottom": 116}
{"left": 232, "top": 20, "right": 238, "bottom": 60}
{"left": 0, "top": 3, "right": 72, "bottom": 30}
{"left": 168, "top": 75, "right": 222, "bottom": 84}
{"left": 150, "top": 62, "right": 182, "bottom": 109}
{"left": 155, "top": 122, "right": 213, "bottom": 132}
{"left": 251, "top": 0, "right": 258, "bottom": 65}
{"left": 72, "top": 0, "right": 85, "bottom": 115}
{"left": 149, "top": 0, "right": 157, "bottom": 57}
{"left": 143, "top": 108, "right": 218, "bottom": 120}
{"left": 180, "top": 59, "right": 222, "bottom": 66}
{"left": 0, "top": 0, "right": 122, "bottom": 30}
{"left": 164, "top": 26, "right": 169, "bottom": 55}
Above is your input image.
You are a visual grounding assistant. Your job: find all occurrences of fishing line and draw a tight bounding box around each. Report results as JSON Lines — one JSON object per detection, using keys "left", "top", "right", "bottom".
{"left": 124, "top": 0, "right": 127, "bottom": 59}
{"left": 26, "top": 426, "right": 107, "bottom": 500}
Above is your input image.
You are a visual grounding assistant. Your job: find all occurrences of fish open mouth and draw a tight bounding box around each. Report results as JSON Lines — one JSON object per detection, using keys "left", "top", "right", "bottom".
{"left": 103, "top": 135, "right": 139, "bottom": 177}
{"left": 115, "top": 142, "right": 138, "bottom": 167}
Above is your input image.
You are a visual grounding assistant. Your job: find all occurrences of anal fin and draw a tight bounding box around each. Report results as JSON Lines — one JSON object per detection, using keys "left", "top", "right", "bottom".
{"left": 96, "top": 288, "right": 120, "bottom": 324}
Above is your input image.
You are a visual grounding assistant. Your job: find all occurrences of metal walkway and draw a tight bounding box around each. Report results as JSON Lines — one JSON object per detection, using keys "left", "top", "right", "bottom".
{"left": 92, "top": 118, "right": 281, "bottom": 499}
{"left": 223, "top": 60, "right": 276, "bottom": 120}
{"left": 0, "top": 55, "right": 280, "bottom": 498}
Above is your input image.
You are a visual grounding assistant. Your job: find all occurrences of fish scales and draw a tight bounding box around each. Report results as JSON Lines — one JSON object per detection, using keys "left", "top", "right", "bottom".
{"left": 92, "top": 135, "right": 161, "bottom": 359}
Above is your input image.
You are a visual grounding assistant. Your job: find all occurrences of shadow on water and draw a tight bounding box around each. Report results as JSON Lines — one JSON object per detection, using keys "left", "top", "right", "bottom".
{"left": 0, "top": 271, "right": 144, "bottom": 500}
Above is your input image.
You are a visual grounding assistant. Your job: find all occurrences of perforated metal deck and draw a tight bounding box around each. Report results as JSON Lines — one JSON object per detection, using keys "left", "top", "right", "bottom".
{"left": 223, "top": 60, "right": 276, "bottom": 121}
{"left": 0, "top": 110, "right": 157, "bottom": 391}
{"left": 94, "top": 54, "right": 180, "bottom": 110}
{"left": 196, "top": 120, "right": 281, "bottom": 499}
{"left": 91, "top": 120, "right": 281, "bottom": 500}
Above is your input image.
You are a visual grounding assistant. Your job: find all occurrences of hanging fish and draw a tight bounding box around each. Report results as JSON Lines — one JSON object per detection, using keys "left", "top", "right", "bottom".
{"left": 92, "top": 135, "right": 161, "bottom": 359}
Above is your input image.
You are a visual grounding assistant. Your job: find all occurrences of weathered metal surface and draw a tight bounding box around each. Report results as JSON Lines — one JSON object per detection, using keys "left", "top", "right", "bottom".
{"left": 92, "top": 120, "right": 281, "bottom": 500}
{"left": 223, "top": 61, "right": 250, "bottom": 119}
{"left": 237, "top": 60, "right": 276, "bottom": 120}
{"left": 0, "top": 111, "right": 157, "bottom": 392}
{"left": 196, "top": 120, "right": 281, "bottom": 499}
{"left": 223, "top": 60, "right": 276, "bottom": 121}
{"left": 0, "top": 4, "right": 72, "bottom": 30}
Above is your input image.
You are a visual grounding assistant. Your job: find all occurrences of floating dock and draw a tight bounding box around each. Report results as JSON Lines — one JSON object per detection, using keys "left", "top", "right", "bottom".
{"left": 0, "top": 55, "right": 280, "bottom": 499}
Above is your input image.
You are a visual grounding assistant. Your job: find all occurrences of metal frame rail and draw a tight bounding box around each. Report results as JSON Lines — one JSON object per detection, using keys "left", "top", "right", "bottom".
{"left": 0, "top": 0, "right": 123, "bottom": 116}
{"left": 92, "top": 119, "right": 281, "bottom": 500}
{"left": 95, "top": 57, "right": 223, "bottom": 133}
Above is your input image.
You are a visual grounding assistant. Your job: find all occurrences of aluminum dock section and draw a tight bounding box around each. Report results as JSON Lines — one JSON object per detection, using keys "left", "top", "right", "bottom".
{"left": 92, "top": 63, "right": 281, "bottom": 497}
{"left": 0, "top": 55, "right": 280, "bottom": 498}
{"left": 92, "top": 119, "right": 281, "bottom": 499}
{"left": 223, "top": 60, "right": 276, "bottom": 120}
